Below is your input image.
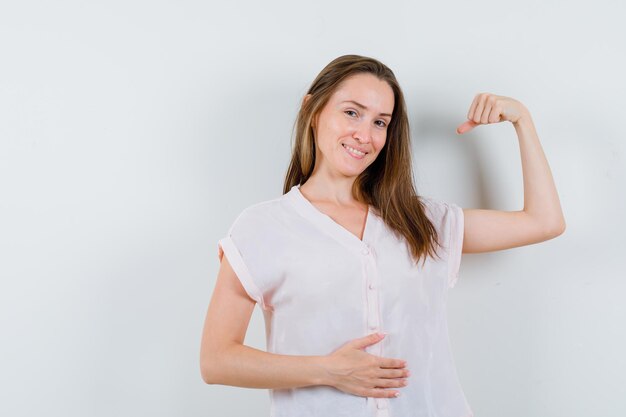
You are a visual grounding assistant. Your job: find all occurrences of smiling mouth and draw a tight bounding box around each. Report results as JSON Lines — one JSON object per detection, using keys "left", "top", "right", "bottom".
{"left": 342, "top": 143, "right": 368, "bottom": 157}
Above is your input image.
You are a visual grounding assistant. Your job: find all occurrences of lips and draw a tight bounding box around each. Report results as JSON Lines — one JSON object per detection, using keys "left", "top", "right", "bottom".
{"left": 342, "top": 143, "right": 368, "bottom": 160}
{"left": 341, "top": 143, "right": 368, "bottom": 154}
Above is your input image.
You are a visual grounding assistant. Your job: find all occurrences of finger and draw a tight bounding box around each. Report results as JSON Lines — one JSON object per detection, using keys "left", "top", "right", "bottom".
{"left": 373, "top": 377, "right": 407, "bottom": 388}
{"left": 377, "top": 367, "right": 410, "bottom": 379}
{"left": 352, "top": 332, "right": 385, "bottom": 349}
{"left": 467, "top": 93, "right": 480, "bottom": 120}
{"left": 473, "top": 94, "right": 487, "bottom": 124}
{"left": 481, "top": 99, "right": 493, "bottom": 124}
{"left": 499, "top": 107, "right": 508, "bottom": 122}
{"left": 456, "top": 120, "right": 477, "bottom": 134}
{"left": 378, "top": 356, "right": 407, "bottom": 369}
{"left": 365, "top": 388, "right": 401, "bottom": 398}
{"left": 488, "top": 105, "right": 502, "bottom": 123}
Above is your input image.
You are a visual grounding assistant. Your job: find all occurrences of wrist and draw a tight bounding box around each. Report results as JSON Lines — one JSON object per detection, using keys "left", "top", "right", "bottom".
{"left": 311, "top": 355, "right": 334, "bottom": 387}
{"left": 513, "top": 108, "right": 533, "bottom": 129}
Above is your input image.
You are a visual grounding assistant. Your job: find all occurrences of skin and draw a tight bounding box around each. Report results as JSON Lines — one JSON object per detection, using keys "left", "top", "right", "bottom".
{"left": 299, "top": 72, "right": 394, "bottom": 210}
{"left": 298, "top": 72, "right": 395, "bottom": 242}
{"left": 200, "top": 78, "right": 566, "bottom": 399}
{"left": 200, "top": 74, "right": 408, "bottom": 399}
{"left": 456, "top": 93, "right": 566, "bottom": 253}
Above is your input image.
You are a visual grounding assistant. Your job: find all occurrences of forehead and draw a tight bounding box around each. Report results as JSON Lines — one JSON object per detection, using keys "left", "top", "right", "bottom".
{"left": 331, "top": 73, "right": 394, "bottom": 112}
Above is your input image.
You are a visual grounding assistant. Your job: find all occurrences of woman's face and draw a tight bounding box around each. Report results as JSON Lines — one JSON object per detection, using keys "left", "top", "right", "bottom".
{"left": 309, "top": 72, "right": 395, "bottom": 179}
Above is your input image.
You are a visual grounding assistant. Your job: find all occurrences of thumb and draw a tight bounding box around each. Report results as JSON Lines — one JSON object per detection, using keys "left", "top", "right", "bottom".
{"left": 456, "top": 120, "right": 477, "bottom": 135}
{"left": 351, "top": 332, "right": 386, "bottom": 350}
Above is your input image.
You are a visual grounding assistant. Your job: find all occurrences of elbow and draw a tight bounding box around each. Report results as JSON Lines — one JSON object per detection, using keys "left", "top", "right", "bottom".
{"left": 556, "top": 219, "right": 566, "bottom": 236}
{"left": 545, "top": 217, "right": 566, "bottom": 239}
{"left": 200, "top": 340, "right": 240, "bottom": 385}
{"left": 201, "top": 359, "right": 221, "bottom": 385}
{"left": 200, "top": 350, "right": 223, "bottom": 385}
{"left": 200, "top": 360, "right": 214, "bottom": 385}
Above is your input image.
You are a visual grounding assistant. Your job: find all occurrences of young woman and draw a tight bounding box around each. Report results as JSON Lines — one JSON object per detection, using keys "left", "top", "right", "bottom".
{"left": 200, "top": 54, "right": 565, "bottom": 417}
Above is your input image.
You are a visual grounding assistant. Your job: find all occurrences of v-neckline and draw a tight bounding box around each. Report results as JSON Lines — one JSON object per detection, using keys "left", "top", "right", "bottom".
{"left": 288, "top": 184, "right": 374, "bottom": 251}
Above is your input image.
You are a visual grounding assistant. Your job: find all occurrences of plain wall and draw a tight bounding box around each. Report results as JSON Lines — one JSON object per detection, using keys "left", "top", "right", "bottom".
{"left": 1, "top": 0, "right": 624, "bottom": 416}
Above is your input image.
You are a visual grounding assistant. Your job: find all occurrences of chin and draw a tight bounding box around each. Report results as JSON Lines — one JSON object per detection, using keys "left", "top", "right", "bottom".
{"left": 339, "top": 166, "right": 367, "bottom": 177}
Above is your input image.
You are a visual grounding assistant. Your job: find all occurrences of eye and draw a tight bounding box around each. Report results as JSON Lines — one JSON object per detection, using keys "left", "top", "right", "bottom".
{"left": 345, "top": 110, "right": 357, "bottom": 117}
{"left": 375, "top": 120, "right": 387, "bottom": 128}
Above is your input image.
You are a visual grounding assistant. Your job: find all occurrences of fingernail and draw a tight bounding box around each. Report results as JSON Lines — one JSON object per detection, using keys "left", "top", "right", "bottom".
{"left": 377, "top": 332, "right": 387, "bottom": 337}
{"left": 395, "top": 392, "right": 401, "bottom": 397}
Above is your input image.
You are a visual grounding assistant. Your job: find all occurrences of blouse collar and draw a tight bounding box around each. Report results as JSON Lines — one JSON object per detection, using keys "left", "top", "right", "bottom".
{"left": 285, "top": 184, "right": 379, "bottom": 256}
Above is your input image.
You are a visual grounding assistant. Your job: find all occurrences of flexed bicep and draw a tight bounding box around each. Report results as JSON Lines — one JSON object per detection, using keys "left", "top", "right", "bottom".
{"left": 462, "top": 208, "right": 564, "bottom": 254}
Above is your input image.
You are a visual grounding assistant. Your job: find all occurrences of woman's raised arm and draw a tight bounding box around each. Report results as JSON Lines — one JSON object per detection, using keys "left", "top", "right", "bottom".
{"left": 456, "top": 93, "right": 566, "bottom": 254}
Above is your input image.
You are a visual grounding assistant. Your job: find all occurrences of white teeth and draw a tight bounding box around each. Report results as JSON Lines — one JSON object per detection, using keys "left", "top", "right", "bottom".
{"left": 343, "top": 144, "right": 366, "bottom": 156}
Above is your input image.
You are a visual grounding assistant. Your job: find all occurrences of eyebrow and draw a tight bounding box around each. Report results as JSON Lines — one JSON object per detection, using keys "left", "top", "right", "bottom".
{"left": 341, "top": 100, "right": 392, "bottom": 118}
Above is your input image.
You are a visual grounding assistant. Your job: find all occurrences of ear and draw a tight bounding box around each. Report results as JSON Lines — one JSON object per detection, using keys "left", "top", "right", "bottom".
{"left": 302, "top": 93, "right": 312, "bottom": 106}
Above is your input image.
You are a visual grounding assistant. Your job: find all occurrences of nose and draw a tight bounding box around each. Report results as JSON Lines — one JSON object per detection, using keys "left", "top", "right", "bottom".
{"left": 352, "top": 121, "right": 372, "bottom": 144}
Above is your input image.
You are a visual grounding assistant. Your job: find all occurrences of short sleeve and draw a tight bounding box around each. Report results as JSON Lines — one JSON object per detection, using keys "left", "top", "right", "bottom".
{"left": 217, "top": 208, "right": 271, "bottom": 311}
{"left": 420, "top": 197, "right": 465, "bottom": 289}
{"left": 445, "top": 202, "right": 465, "bottom": 289}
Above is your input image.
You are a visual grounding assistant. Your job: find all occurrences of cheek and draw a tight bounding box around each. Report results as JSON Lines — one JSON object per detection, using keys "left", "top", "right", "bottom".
{"left": 324, "top": 116, "right": 346, "bottom": 134}
{"left": 374, "top": 132, "right": 387, "bottom": 150}
{"left": 319, "top": 121, "right": 349, "bottom": 149}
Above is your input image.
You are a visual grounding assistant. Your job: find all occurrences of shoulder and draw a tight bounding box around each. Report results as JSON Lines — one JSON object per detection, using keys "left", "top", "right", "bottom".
{"left": 419, "top": 195, "right": 452, "bottom": 214}
{"left": 417, "top": 195, "right": 463, "bottom": 226}
{"left": 226, "top": 193, "right": 292, "bottom": 235}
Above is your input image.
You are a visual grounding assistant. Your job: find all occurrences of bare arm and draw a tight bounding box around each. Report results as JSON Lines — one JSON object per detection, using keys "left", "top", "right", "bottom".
{"left": 456, "top": 94, "right": 566, "bottom": 254}
{"left": 203, "top": 344, "right": 330, "bottom": 389}
{"left": 199, "top": 252, "right": 328, "bottom": 388}
{"left": 199, "top": 250, "right": 407, "bottom": 398}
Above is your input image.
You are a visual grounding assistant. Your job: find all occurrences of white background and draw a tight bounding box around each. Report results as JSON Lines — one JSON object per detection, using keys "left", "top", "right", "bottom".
{"left": 1, "top": 1, "right": 625, "bottom": 416}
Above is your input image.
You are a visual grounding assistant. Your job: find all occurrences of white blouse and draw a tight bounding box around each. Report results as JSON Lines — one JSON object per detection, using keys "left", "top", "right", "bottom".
{"left": 217, "top": 184, "right": 473, "bottom": 417}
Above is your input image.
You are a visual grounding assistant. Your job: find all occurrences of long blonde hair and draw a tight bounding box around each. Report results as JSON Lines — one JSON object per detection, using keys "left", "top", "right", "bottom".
{"left": 283, "top": 54, "right": 442, "bottom": 267}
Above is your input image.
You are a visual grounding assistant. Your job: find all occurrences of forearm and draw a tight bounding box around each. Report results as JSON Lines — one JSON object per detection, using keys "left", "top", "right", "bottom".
{"left": 514, "top": 109, "right": 566, "bottom": 232}
{"left": 202, "top": 342, "right": 331, "bottom": 389}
